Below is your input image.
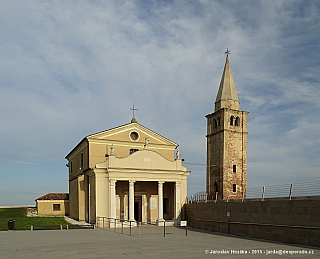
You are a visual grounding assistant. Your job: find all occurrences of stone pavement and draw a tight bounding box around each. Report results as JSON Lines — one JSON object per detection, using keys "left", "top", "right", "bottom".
{"left": 0, "top": 226, "right": 319, "bottom": 259}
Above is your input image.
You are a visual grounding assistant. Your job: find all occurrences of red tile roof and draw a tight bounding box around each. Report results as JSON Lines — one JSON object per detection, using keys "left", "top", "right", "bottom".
{"left": 36, "top": 193, "right": 69, "bottom": 201}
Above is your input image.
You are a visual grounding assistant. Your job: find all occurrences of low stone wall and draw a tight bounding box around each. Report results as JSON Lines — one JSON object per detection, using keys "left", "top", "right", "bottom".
{"left": 183, "top": 196, "right": 320, "bottom": 248}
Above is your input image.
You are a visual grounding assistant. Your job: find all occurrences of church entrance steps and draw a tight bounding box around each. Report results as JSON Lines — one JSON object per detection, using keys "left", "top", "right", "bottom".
{"left": 64, "top": 216, "right": 92, "bottom": 226}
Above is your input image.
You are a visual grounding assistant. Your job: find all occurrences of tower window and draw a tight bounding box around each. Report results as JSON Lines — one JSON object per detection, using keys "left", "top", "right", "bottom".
{"left": 233, "top": 165, "right": 236, "bottom": 172}
{"left": 233, "top": 184, "right": 236, "bottom": 192}
{"left": 230, "top": 116, "right": 234, "bottom": 126}
{"left": 235, "top": 117, "right": 240, "bottom": 126}
{"left": 214, "top": 182, "right": 218, "bottom": 193}
{"left": 215, "top": 117, "right": 220, "bottom": 127}
{"left": 214, "top": 119, "right": 217, "bottom": 128}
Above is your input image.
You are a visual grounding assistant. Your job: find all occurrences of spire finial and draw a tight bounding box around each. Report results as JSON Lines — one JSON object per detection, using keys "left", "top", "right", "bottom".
{"left": 130, "top": 105, "right": 138, "bottom": 123}
{"left": 224, "top": 48, "right": 231, "bottom": 59}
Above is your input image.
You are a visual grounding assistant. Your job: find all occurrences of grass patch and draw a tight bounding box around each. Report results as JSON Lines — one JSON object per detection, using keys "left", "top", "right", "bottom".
{"left": 0, "top": 207, "right": 70, "bottom": 231}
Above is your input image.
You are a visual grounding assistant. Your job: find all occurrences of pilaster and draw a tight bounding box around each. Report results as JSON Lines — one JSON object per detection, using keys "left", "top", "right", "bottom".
{"left": 174, "top": 181, "right": 181, "bottom": 220}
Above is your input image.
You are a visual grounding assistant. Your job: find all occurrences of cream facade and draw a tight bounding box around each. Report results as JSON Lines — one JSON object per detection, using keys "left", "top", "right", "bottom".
{"left": 206, "top": 55, "right": 248, "bottom": 200}
{"left": 66, "top": 119, "right": 190, "bottom": 223}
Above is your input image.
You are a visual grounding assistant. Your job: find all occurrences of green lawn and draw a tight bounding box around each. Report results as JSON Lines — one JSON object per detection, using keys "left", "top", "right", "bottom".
{"left": 0, "top": 207, "right": 70, "bottom": 231}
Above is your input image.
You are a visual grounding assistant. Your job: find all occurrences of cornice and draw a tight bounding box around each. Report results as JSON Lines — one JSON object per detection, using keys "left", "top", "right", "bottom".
{"left": 206, "top": 129, "right": 248, "bottom": 137}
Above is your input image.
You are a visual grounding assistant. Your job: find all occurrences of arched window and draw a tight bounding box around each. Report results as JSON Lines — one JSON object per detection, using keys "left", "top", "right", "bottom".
{"left": 233, "top": 165, "right": 236, "bottom": 173}
{"left": 235, "top": 117, "right": 240, "bottom": 126}
{"left": 217, "top": 117, "right": 220, "bottom": 126}
{"left": 214, "top": 119, "right": 217, "bottom": 128}
{"left": 230, "top": 116, "right": 234, "bottom": 126}
{"left": 233, "top": 184, "right": 237, "bottom": 192}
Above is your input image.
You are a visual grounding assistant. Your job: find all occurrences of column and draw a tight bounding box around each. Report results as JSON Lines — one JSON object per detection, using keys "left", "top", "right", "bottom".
{"left": 174, "top": 181, "right": 181, "bottom": 220}
{"left": 87, "top": 175, "right": 91, "bottom": 223}
{"left": 110, "top": 180, "right": 117, "bottom": 219}
{"left": 129, "top": 180, "right": 135, "bottom": 222}
{"left": 158, "top": 181, "right": 164, "bottom": 222}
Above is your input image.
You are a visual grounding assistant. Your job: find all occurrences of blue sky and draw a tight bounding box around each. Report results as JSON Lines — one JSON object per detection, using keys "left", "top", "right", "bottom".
{"left": 1, "top": 0, "right": 319, "bottom": 205}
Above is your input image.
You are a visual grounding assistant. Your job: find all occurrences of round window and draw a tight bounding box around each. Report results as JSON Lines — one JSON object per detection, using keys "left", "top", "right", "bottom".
{"left": 130, "top": 131, "right": 139, "bottom": 141}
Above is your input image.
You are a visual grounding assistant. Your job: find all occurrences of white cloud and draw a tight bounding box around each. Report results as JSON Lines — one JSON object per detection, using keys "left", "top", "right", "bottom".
{"left": 0, "top": 0, "right": 319, "bottom": 204}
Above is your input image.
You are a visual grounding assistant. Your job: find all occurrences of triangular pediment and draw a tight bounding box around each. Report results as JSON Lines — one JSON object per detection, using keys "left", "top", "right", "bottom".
{"left": 86, "top": 122, "right": 177, "bottom": 147}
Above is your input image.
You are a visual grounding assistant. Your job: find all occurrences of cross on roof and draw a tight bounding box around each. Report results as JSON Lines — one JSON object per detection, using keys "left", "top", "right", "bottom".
{"left": 130, "top": 105, "right": 138, "bottom": 118}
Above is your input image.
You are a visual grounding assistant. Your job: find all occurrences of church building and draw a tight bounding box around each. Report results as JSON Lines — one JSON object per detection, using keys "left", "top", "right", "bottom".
{"left": 66, "top": 117, "right": 190, "bottom": 224}
{"left": 206, "top": 52, "right": 249, "bottom": 200}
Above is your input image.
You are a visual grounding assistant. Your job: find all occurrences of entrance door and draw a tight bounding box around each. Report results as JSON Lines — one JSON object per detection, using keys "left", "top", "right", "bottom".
{"left": 134, "top": 195, "right": 142, "bottom": 222}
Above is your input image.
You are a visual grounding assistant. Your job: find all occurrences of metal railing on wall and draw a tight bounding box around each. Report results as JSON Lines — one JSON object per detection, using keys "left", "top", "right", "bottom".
{"left": 188, "top": 181, "right": 320, "bottom": 202}
{"left": 95, "top": 217, "right": 188, "bottom": 237}
{"left": 247, "top": 181, "right": 320, "bottom": 199}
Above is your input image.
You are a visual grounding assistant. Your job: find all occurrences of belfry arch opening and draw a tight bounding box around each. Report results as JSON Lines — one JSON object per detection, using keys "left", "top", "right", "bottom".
{"left": 230, "top": 116, "right": 234, "bottom": 126}
{"left": 235, "top": 117, "right": 240, "bottom": 126}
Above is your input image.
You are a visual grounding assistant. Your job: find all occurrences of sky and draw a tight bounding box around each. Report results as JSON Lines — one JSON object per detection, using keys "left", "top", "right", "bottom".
{"left": 1, "top": 0, "right": 319, "bottom": 206}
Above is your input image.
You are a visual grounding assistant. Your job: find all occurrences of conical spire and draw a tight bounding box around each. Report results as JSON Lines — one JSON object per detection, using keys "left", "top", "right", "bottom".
{"left": 215, "top": 55, "right": 240, "bottom": 111}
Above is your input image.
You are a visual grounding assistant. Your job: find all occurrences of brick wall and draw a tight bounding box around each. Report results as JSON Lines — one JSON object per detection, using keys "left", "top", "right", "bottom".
{"left": 206, "top": 109, "right": 248, "bottom": 200}
{"left": 183, "top": 196, "right": 320, "bottom": 247}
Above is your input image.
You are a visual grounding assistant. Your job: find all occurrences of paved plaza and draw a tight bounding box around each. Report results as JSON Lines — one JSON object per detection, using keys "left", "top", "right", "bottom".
{"left": 1, "top": 226, "right": 319, "bottom": 259}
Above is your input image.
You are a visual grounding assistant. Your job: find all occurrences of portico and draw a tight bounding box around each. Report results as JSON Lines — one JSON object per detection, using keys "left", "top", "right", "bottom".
{"left": 88, "top": 148, "right": 189, "bottom": 224}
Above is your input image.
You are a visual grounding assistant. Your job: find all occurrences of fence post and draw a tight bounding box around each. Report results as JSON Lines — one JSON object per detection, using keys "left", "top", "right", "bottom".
{"left": 289, "top": 184, "right": 293, "bottom": 200}
{"left": 185, "top": 221, "right": 188, "bottom": 236}
{"left": 191, "top": 195, "right": 193, "bottom": 204}
{"left": 31, "top": 225, "right": 33, "bottom": 231}
{"left": 227, "top": 220, "right": 230, "bottom": 234}
{"left": 138, "top": 222, "right": 141, "bottom": 238}
{"left": 262, "top": 186, "right": 265, "bottom": 201}
{"left": 205, "top": 193, "right": 208, "bottom": 203}
{"left": 121, "top": 221, "right": 123, "bottom": 234}
{"left": 215, "top": 192, "right": 218, "bottom": 203}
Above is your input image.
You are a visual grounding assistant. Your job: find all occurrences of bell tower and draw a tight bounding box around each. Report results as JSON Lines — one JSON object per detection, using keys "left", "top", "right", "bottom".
{"left": 206, "top": 51, "right": 248, "bottom": 200}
